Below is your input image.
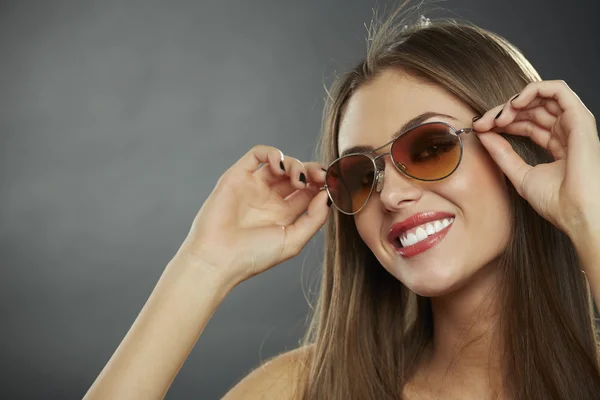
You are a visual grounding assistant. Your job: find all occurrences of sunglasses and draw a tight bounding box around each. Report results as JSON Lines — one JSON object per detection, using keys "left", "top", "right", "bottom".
{"left": 322, "top": 121, "right": 474, "bottom": 215}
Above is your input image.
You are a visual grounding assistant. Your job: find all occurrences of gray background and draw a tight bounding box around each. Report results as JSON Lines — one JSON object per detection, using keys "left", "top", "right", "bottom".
{"left": 1, "top": 0, "right": 598, "bottom": 398}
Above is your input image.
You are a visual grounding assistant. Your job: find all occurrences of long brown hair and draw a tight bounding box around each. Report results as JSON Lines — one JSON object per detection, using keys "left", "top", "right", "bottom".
{"left": 297, "top": 3, "right": 600, "bottom": 399}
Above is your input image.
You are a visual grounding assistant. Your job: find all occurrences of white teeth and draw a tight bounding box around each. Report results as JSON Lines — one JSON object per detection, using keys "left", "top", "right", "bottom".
{"left": 425, "top": 224, "right": 436, "bottom": 235}
{"left": 415, "top": 227, "right": 428, "bottom": 240}
{"left": 399, "top": 217, "right": 454, "bottom": 248}
{"left": 405, "top": 232, "right": 418, "bottom": 245}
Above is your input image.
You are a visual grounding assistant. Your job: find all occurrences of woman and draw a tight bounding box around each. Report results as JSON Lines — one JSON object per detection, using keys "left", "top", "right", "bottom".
{"left": 84, "top": 5, "right": 600, "bottom": 400}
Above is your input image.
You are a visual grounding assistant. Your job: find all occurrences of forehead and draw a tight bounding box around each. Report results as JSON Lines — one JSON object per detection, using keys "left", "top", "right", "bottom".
{"left": 337, "top": 69, "right": 472, "bottom": 154}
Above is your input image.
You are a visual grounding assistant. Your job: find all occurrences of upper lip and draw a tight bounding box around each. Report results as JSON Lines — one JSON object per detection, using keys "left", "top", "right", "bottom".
{"left": 387, "top": 211, "right": 455, "bottom": 245}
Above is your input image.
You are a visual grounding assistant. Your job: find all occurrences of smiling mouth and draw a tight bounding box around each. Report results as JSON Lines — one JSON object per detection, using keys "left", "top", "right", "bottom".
{"left": 393, "top": 217, "right": 455, "bottom": 248}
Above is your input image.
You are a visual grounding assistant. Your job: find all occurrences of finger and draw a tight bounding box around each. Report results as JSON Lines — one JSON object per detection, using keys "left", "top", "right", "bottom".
{"left": 472, "top": 103, "right": 505, "bottom": 132}
{"left": 280, "top": 190, "right": 331, "bottom": 259}
{"left": 477, "top": 131, "right": 532, "bottom": 198}
{"left": 512, "top": 81, "right": 597, "bottom": 144}
{"left": 276, "top": 156, "right": 308, "bottom": 190}
{"left": 304, "top": 162, "right": 328, "bottom": 184}
{"left": 512, "top": 105, "right": 558, "bottom": 131}
{"left": 473, "top": 95, "right": 528, "bottom": 131}
{"left": 510, "top": 80, "right": 585, "bottom": 117}
{"left": 500, "top": 121, "right": 567, "bottom": 160}
{"left": 472, "top": 84, "right": 569, "bottom": 133}
{"left": 486, "top": 118, "right": 567, "bottom": 160}
{"left": 283, "top": 184, "right": 321, "bottom": 218}
{"left": 271, "top": 180, "right": 319, "bottom": 199}
{"left": 269, "top": 179, "right": 298, "bottom": 198}
{"left": 270, "top": 180, "right": 322, "bottom": 204}
{"left": 232, "top": 145, "right": 285, "bottom": 174}
{"left": 252, "top": 153, "right": 290, "bottom": 185}
{"left": 521, "top": 98, "right": 562, "bottom": 117}
{"left": 255, "top": 160, "right": 326, "bottom": 186}
{"left": 252, "top": 160, "right": 287, "bottom": 190}
{"left": 270, "top": 156, "right": 306, "bottom": 188}
{"left": 272, "top": 163, "right": 327, "bottom": 198}
{"left": 250, "top": 153, "right": 306, "bottom": 194}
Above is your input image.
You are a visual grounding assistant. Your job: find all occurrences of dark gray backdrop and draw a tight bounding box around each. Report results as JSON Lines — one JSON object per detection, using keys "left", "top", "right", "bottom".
{"left": 1, "top": 0, "right": 599, "bottom": 399}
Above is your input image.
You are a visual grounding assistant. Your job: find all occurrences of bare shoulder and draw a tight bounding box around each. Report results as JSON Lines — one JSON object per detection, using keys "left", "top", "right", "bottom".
{"left": 222, "top": 344, "right": 313, "bottom": 400}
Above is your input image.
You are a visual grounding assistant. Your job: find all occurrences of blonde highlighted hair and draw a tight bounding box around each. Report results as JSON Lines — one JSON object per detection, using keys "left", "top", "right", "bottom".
{"left": 295, "top": 2, "right": 600, "bottom": 399}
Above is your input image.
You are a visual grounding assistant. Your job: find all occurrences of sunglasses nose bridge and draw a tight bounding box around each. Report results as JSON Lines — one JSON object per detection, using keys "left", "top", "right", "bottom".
{"left": 372, "top": 151, "right": 390, "bottom": 163}
{"left": 371, "top": 151, "right": 389, "bottom": 193}
{"left": 372, "top": 151, "right": 408, "bottom": 181}
{"left": 375, "top": 169, "right": 385, "bottom": 193}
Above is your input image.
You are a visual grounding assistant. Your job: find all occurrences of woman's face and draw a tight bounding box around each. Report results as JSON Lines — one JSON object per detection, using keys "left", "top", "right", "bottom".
{"left": 337, "top": 69, "right": 512, "bottom": 297}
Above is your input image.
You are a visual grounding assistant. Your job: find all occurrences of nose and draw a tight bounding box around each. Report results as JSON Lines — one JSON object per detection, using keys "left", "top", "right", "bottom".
{"left": 376, "top": 158, "right": 423, "bottom": 212}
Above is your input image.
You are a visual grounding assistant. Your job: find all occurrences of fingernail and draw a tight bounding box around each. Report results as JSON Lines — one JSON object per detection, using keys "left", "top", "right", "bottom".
{"left": 472, "top": 115, "right": 481, "bottom": 122}
{"left": 494, "top": 108, "right": 504, "bottom": 120}
{"left": 510, "top": 93, "right": 520, "bottom": 103}
{"left": 280, "top": 161, "right": 285, "bottom": 171}
{"left": 326, "top": 197, "right": 332, "bottom": 207}
{"left": 321, "top": 167, "right": 327, "bottom": 172}
{"left": 299, "top": 173, "right": 306, "bottom": 184}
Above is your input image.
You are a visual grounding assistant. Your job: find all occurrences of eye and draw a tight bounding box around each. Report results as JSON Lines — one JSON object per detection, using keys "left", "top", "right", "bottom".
{"left": 417, "top": 144, "right": 439, "bottom": 158}
{"left": 359, "top": 171, "right": 374, "bottom": 186}
{"left": 412, "top": 139, "right": 455, "bottom": 161}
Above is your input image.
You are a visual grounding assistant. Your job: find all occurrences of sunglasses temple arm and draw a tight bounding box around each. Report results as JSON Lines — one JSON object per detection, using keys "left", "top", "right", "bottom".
{"left": 305, "top": 183, "right": 328, "bottom": 191}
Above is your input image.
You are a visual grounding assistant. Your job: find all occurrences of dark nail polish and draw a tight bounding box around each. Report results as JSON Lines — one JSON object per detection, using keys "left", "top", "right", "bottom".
{"left": 299, "top": 173, "right": 306, "bottom": 184}
{"left": 472, "top": 115, "right": 481, "bottom": 122}
{"left": 510, "top": 93, "right": 520, "bottom": 103}
{"left": 326, "top": 197, "right": 332, "bottom": 207}
{"left": 280, "top": 161, "right": 285, "bottom": 171}
{"left": 495, "top": 108, "right": 503, "bottom": 119}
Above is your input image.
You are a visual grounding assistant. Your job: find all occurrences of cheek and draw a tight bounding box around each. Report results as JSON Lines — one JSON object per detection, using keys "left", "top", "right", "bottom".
{"left": 354, "top": 206, "right": 384, "bottom": 248}
{"left": 467, "top": 137, "right": 508, "bottom": 187}
{"left": 450, "top": 143, "right": 512, "bottom": 241}
{"left": 453, "top": 139, "right": 508, "bottom": 196}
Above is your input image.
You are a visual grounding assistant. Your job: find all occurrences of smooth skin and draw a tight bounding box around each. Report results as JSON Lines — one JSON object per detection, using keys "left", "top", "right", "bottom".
{"left": 340, "top": 71, "right": 513, "bottom": 398}
{"left": 83, "top": 149, "right": 330, "bottom": 399}
{"left": 83, "top": 72, "right": 600, "bottom": 399}
{"left": 338, "top": 70, "right": 600, "bottom": 398}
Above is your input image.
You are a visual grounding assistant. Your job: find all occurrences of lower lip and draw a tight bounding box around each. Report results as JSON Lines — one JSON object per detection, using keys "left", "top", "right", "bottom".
{"left": 393, "top": 222, "right": 453, "bottom": 258}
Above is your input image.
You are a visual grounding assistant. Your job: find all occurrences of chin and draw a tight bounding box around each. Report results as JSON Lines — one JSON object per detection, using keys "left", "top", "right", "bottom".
{"left": 407, "top": 283, "right": 457, "bottom": 298}
{"left": 391, "top": 263, "right": 465, "bottom": 298}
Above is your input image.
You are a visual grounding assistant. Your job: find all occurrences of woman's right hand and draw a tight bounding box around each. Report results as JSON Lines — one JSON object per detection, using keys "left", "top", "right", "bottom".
{"left": 176, "top": 145, "right": 331, "bottom": 286}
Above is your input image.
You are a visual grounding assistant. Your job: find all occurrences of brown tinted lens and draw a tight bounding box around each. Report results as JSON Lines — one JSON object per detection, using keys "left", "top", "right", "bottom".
{"left": 391, "top": 123, "right": 461, "bottom": 180}
{"left": 326, "top": 154, "right": 375, "bottom": 214}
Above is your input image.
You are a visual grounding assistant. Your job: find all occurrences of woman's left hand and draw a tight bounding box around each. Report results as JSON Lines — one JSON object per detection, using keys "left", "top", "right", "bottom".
{"left": 472, "top": 80, "right": 600, "bottom": 239}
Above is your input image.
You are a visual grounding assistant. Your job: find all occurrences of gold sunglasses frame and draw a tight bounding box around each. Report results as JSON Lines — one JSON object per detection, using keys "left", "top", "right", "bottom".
{"left": 321, "top": 121, "right": 475, "bottom": 215}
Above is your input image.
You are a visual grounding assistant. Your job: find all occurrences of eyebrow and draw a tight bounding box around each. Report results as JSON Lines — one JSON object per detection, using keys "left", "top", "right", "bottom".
{"left": 339, "top": 111, "right": 459, "bottom": 157}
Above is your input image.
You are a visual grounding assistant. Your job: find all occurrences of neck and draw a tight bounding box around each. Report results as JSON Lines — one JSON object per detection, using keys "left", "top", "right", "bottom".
{"left": 416, "top": 262, "right": 507, "bottom": 399}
